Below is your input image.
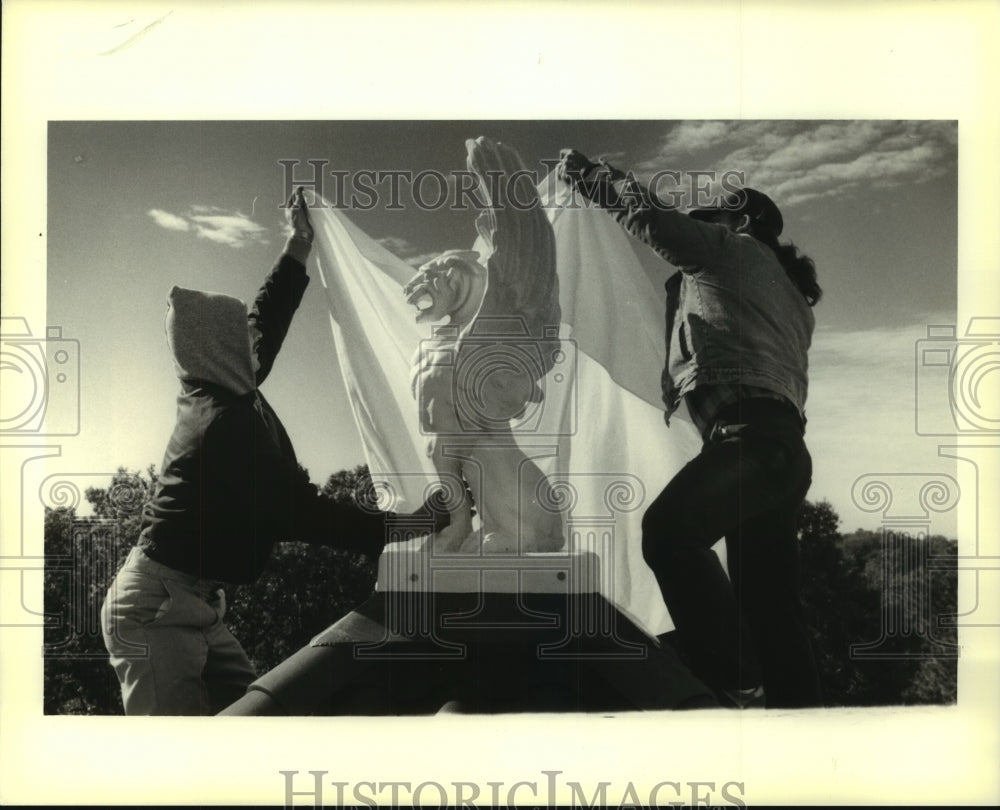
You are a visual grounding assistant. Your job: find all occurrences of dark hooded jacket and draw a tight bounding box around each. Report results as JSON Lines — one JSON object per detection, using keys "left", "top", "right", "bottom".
{"left": 136, "top": 254, "right": 386, "bottom": 584}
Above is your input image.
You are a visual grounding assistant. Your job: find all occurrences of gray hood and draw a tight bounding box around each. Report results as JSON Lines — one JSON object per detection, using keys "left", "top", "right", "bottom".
{"left": 164, "top": 286, "right": 255, "bottom": 395}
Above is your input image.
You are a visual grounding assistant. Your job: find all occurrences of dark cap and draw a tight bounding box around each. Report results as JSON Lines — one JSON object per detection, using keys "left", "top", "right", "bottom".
{"left": 688, "top": 187, "right": 783, "bottom": 237}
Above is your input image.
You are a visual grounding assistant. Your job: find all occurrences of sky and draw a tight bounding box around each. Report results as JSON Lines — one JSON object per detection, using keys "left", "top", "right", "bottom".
{"left": 40, "top": 118, "right": 959, "bottom": 535}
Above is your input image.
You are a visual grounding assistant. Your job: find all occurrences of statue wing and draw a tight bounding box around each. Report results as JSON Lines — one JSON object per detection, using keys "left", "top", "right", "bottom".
{"left": 464, "top": 136, "right": 560, "bottom": 338}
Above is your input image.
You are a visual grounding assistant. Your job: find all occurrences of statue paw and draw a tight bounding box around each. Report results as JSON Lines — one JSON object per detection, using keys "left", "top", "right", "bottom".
{"left": 478, "top": 531, "right": 566, "bottom": 554}
{"left": 431, "top": 521, "right": 476, "bottom": 554}
{"left": 529, "top": 533, "right": 566, "bottom": 553}
{"left": 458, "top": 532, "right": 484, "bottom": 554}
{"left": 481, "top": 532, "right": 519, "bottom": 554}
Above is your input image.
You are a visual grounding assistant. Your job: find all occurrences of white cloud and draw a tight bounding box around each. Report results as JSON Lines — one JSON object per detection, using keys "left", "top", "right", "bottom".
{"left": 189, "top": 211, "right": 268, "bottom": 248}
{"left": 805, "top": 314, "right": 959, "bottom": 534}
{"left": 639, "top": 120, "right": 956, "bottom": 209}
{"left": 146, "top": 204, "right": 269, "bottom": 248}
{"left": 651, "top": 120, "right": 743, "bottom": 156}
{"left": 147, "top": 208, "right": 190, "bottom": 232}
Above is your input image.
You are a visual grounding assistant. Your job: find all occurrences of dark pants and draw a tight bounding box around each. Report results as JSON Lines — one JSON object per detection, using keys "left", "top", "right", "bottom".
{"left": 642, "top": 398, "right": 822, "bottom": 708}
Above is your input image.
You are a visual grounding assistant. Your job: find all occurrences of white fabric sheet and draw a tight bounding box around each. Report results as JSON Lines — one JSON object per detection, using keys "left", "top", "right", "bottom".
{"left": 312, "top": 173, "right": 701, "bottom": 636}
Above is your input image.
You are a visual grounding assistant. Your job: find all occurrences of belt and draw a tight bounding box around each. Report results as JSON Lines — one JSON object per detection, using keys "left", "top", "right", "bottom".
{"left": 710, "top": 396, "right": 805, "bottom": 439}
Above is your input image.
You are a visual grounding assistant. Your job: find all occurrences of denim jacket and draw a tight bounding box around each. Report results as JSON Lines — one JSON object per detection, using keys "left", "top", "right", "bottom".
{"left": 578, "top": 171, "right": 814, "bottom": 424}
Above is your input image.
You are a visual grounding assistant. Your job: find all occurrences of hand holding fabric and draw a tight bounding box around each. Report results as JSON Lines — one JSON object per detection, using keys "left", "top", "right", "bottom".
{"left": 414, "top": 489, "right": 454, "bottom": 533}
{"left": 381, "top": 489, "right": 454, "bottom": 542}
{"left": 286, "top": 187, "right": 314, "bottom": 242}
{"left": 557, "top": 148, "right": 600, "bottom": 187}
{"left": 557, "top": 149, "right": 626, "bottom": 206}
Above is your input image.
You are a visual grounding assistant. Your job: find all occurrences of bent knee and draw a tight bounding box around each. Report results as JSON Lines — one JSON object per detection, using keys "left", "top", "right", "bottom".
{"left": 641, "top": 509, "right": 701, "bottom": 555}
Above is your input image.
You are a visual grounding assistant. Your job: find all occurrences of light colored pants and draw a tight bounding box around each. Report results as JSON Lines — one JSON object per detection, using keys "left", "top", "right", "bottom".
{"left": 100, "top": 547, "right": 256, "bottom": 715}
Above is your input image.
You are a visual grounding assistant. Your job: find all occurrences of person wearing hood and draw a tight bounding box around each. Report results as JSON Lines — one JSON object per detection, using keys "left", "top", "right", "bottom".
{"left": 101, "top": 189, "right": 443, "bottom": 715}
{"left": 558, "top": 150, "right": 823, "bottom": 709}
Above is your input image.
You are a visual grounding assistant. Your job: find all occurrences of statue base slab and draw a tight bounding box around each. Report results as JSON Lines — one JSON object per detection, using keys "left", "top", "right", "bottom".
{"left": 376, "top": 547, "right": 601, "bottom": 594}
{"left": 220, "top": 547, "right": 717, "bottom": 716}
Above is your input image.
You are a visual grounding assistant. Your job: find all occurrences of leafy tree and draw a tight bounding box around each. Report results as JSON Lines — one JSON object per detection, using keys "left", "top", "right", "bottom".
{"left": 43, "top": 467, "right": 153, "bottom": 714}
{"left": 797, "top": 501, "right": 958, "bottom": 706}
{"left": 45, "top": 475, "right": 959, "bottom": 713}
{"left": 43, "top": 463, "right": 380, "bottom": 713}
{"left": 797, "top": 500, "right": 855, "bottom": 701}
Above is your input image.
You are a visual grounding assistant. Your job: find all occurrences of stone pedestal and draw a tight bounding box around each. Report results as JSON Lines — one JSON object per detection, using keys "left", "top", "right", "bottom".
{"left": 219, "top": 549, "right": 715, "bottom": 715}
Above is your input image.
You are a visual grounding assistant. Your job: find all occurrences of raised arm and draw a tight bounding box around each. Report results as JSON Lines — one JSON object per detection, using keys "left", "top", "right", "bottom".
{"left": 557, "top": 148, "right": 741, "bottom": 272}
{"left": 248, "top": 188, "right": 314, "bottom": 385}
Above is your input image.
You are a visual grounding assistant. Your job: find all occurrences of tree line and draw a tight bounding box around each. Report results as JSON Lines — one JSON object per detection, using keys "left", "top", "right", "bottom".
{"left": 42, "top": 466, "right": 957, "bottom": 714}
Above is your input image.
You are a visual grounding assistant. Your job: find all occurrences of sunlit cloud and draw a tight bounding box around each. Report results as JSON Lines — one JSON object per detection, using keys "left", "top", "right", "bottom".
{"left": 188, "top": 205, "right": 269, "bottom": 248}
{"left": 651, "top": 121, "right": 735, "bottom": 155}
{"left": 805, "top": 312, "right": 958, "bottom": 533}
{"left": 147, "top": 208, "right": 190, "bottom": 232}
{"left": 146, "top": 204, "right": 269, "bottom": 248}
{"left": 636, "top": 120, "right": 957, "bottom": 208}
{"left": 809, "top": 321, "right": 921, "bottom": 421}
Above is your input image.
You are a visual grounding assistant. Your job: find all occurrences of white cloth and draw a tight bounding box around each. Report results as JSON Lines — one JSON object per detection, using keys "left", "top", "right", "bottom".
{"left": 311, "top": 173, "right": 701, "bottom": 636}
